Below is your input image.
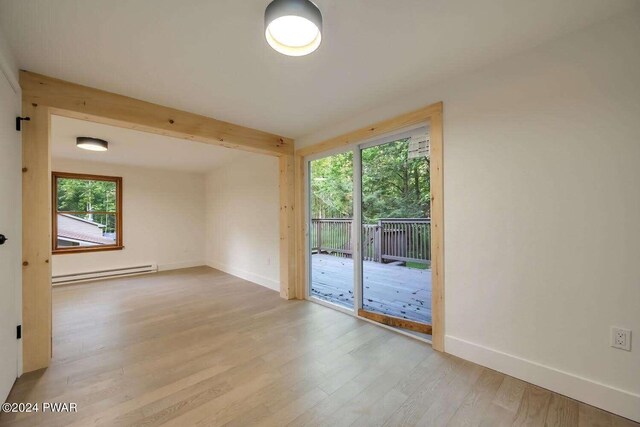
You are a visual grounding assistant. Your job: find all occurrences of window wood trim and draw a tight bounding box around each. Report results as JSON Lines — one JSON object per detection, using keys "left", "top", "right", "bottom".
{"left": 51, "top": 171, "right": 123, "bottom": 255}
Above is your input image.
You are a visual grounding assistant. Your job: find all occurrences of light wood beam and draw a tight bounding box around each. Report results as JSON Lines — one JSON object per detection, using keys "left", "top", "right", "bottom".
{"left": 296, "top": 102, "right": 442, "bottom": 158}
{"left": 279, "top": 154, "right": 296, "bottom": 299}
{"left": 21, "top": 103, "right": 52, "bottom": 372}
{"left": 20, "top": 71, "right": 293, "bottom": 157}
{"left": 294, "top": 154, "right": 306, "bottom": 300}
{"left": 429, "top": 108, "right": 444, "bottom": 352}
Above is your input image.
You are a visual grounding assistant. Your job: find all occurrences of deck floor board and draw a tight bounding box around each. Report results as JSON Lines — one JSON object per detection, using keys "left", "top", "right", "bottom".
{"left": 310, "top": 254, "right": 432, "bottom": 323}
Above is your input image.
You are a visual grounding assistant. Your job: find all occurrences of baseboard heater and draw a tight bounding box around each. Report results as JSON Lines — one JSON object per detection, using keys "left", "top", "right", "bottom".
{"left": 52, "top": 264, "right": 158, "bottom": 286}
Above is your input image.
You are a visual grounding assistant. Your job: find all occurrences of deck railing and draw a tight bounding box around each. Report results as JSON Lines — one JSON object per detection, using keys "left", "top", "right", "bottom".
{"left": 311, "top": 218, "right": 431, "bottom": 265}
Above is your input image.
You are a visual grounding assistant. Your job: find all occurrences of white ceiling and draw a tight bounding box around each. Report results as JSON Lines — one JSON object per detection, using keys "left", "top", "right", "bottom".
{"left": 1, "top": 0, "right": 636, "bottom": 139}
{"left": 52, "top": 115, "right": 248, "bottom": 173}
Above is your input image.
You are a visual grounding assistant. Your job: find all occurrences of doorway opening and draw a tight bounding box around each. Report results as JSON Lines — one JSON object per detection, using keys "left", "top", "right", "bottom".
{"left": 19, "top": 71, "right": 295, "bottom": 373}
{"left": 306, "top": 124, "right": 433, "bottom": 338}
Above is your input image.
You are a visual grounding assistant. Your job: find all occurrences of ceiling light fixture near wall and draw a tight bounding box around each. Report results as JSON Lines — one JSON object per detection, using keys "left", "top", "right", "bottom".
{"left": 76, "top": 137, "right": 108, "bottom": 152}
{"left": 265, "top": 0, "right": 322, "bottom": 56}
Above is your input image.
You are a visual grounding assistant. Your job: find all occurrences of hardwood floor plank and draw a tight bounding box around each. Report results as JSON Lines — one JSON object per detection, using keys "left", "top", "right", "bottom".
{"left": 613, "top": 416, "right": 640, "bottom": 427}
{"left": 328, "top": 337, "right": 430, "bottom": 426}
{"left": 285, "top": 371, "right": 381, "bottom": 426}
{"left": 578, "top": 404, "right": 613, "bottom": 427}
{"left": 445, "top": 368, "right": 505, "bottom": 427}
{"left": 479, "top": 403, "right": 518, "bottom": 427}
{"left": 382, "top": 356, "right": 462, "bottom": 426}
{"left": 416, "top": 361, "right": 484, "bottom": 426}
{"left": 239, "top": 387, "right": 329, "bottom": 427}
{"left": 545, "top": 394, "right": 578, "bottom": 427}
{"left": 349, "top": 389, "right": 408, "bottom": 427}
{"left": 160, "top": 371, "right": 281, "bottom": 426}
{"left": 512, "top": 384, "right": 552, "bottom": 427}
{"left": 494, "top": 376, "right": 528, "bottom": 413}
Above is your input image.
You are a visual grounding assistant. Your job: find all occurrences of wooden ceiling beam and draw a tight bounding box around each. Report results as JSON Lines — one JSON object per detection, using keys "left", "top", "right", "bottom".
{"left": 296, "top": 102, "right": 442, "bottom": 158}
{"left": 20, "top": 71, "right": 293, "bottom": 157}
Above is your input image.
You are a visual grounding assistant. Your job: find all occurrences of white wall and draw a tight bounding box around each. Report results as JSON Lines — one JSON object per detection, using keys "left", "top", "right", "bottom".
{"left": 0, "top": 23, "right": 18, "bottom": 93}
{"left": 51, "top": 158, "right": 206, "bottom": 276}
{"left": 205, "top": 154, "right": 280, "bottom": 291}
{"left": 297, "top": 9, "right": 640, "bottom": 422}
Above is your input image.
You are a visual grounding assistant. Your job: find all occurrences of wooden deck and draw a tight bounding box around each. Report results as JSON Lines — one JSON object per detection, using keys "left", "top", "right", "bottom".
{"left": 310, "top": 254, "right": 432, "bottom": 324}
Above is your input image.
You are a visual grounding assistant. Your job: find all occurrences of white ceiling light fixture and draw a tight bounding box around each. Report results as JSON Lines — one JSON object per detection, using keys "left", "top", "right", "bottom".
{"left": 265, "top": 0, "right": 322, "bottom": 57}
{"left": 76, "top": 137, "right": 108, "bottom": 152}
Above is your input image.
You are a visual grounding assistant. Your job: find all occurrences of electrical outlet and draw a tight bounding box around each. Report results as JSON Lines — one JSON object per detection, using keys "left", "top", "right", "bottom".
{"left": 611, "top": 327, "right": 631, "bottom": 351}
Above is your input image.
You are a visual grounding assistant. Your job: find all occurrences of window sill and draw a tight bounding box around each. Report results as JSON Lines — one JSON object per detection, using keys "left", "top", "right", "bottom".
{"left": 52, "top": 245, "right": 124, "bottom": 255}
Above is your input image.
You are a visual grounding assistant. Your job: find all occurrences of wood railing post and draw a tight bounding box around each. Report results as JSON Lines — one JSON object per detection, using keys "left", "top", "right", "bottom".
{"left": 375, "top": 220, "right": 383, "bottom": 263}
{"left": 347, "top": 219, "right": 353, "bottom": 255}
{"left": 316, "top": 220, "right": 322, "bottom": 253}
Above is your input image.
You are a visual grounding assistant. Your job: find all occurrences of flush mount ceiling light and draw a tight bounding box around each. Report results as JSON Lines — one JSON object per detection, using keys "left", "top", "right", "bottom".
{"left": 76, "top": 137, "right": 108, "bottom": 152}
{"left": 265, "top": 0, "right": 322, "bottom": 56}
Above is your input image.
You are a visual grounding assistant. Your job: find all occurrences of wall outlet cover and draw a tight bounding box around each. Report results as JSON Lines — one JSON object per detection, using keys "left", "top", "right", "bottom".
{"left": 611, "top": 327, "right": 631, "bottom": 351}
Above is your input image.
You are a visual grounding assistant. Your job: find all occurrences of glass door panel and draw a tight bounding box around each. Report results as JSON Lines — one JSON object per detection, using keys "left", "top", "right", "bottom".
{"left": 309, "top": 152, "right": 354, "bottom": 309}
{"left": 360, "top": 129, "right": 432, "bottom": 333}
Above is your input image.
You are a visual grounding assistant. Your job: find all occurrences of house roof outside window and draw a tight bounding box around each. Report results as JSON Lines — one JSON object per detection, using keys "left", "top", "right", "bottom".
{"left": 57, "top": 213, "right": 115, "bottom": 245}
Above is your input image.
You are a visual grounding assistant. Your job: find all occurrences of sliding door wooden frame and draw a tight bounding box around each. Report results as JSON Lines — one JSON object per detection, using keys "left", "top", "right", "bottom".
{"left": 358, "top": 309, "right": 433, "bottom": 335}
{"left": 295, "top": 101, "right": 445, "bottom": 351}
{"left": 20, "top": 71, "right": 296, "bottom": 372}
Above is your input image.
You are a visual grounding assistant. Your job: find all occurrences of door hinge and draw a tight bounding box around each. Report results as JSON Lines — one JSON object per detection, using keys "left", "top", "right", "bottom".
{"left": 16, "top": 116, "right": 30, "bottom": 131}
{"left": 16, "top": 325, "right": 21, "bottom": 339}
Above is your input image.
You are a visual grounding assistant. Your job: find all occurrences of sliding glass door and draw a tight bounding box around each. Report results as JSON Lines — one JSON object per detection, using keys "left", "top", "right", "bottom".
{"left": 307, "top": 125, "right": 432, "bottom": 336}
{"left": 359, "top": 130, "right": 432, "bottom": 335}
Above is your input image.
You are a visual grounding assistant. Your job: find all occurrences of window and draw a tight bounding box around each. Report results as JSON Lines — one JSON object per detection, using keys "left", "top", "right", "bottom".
{"left": 52, "top": 172, "right": 123, "bottom": 254}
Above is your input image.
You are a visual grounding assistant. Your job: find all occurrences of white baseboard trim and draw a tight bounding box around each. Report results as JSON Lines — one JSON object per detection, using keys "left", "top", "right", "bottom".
{"left": 445, "top": 336, "right": 640, "bottom": 422}
{"left": 157, "top": 261, "right": 205, "bottom": 272}
{"left": 207, "top": 261, "right": 279, "bottom": 292}
{"left": 52, "top": 264, "right": 158, "bottom": 285}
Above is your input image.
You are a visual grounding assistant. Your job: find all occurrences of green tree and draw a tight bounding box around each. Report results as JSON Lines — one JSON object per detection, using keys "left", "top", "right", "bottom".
{"left": 57, "top": 178, "right": 117, "bottom": 232}
{"left": 310, "top": 151, "right": 353, "bottom": 218}
{"left": 309, "top": 138, "right": 429, "bottom": 223}
{"left": 361, "top": 139, "right": 429, "bottom": 223}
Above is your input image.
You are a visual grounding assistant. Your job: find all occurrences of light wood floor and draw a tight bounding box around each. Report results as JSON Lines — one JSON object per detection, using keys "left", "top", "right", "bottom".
{"left": 0, "top": 267, "right": 636, "bottom": 427}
